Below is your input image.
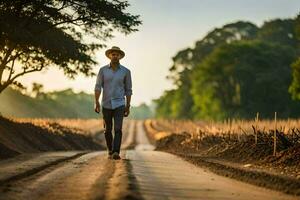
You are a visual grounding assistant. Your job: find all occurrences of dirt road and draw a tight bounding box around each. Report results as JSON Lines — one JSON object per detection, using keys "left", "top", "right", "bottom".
{"left": 0, "top": 120, "right": 298, "bottom": 200}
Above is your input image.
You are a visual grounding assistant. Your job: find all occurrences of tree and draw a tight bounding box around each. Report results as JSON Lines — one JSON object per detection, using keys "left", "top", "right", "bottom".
{"left": 0, "top": 0, "right": 141, "bottom": 93}
{"left": 154, "top": 89, "right": 177, "bottom": 118}
{"left": 257, "top": 18, "right": 298, "bottom": 48}
{"left": 191, "top": 41, "right": 299, "bottom": 120}
{"left": 168, "top": 21, "right": 258, "bottom": 85}
{"left": 156, "top": 15, "right": 300, "bottom": 120}
{"left": 31, "top": 82, "right": 44, "bottom": 98}
{"left": 130, "top": 103, "right": 154, "bottom": 119}
{"left": 289, "top": 14, "right": 300, "bottom": 99}
{"left": 156, "top": 21, "right": 258, "bottom": 119}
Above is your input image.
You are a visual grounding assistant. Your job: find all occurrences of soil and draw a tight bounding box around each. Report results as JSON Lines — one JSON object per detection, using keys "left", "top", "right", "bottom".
{"left": 154, "top": 131, "right": 300, "bottom": 196}
{"left": 0, "top": 116, "right": 104, "bottom": 160}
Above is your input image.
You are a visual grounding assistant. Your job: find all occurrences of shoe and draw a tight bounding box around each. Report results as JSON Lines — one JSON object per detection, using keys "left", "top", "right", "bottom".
{"left": 112, "top": 152, "right": 121, "bottom": 160}
{"left": 108, "top": 151, "right": 113, "bottom": 159}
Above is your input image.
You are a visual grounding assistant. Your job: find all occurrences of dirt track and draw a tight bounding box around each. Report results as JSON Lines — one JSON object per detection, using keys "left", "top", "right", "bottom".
{"left": 0, "top": 120, "right": 299, "bottom": 200}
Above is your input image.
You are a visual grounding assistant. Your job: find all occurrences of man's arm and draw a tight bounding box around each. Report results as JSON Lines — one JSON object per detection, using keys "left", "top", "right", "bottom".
{"left": 94, "top": 68, "right": 103, "bottom": 113}
{"left": 126, "top": 95, "right": 131, "bottom": 108}
{"left": 94, "top": 90, "right": 101, "bottom": 113}
{"left": 124, "top": 69, "right": 132, "bottom": 117}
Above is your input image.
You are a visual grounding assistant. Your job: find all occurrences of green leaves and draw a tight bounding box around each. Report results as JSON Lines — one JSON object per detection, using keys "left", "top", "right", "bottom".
{"left": 192, "top": 41, "right": 297, "bottom": 119}
{"left": 289, "top": 58, "right": 300, "bottom": 100}
{"left": 0, "top": 0, "right": 141, "bottom": 93}
{"left": 156, "top": 15, "right": 300, "bottom": 120}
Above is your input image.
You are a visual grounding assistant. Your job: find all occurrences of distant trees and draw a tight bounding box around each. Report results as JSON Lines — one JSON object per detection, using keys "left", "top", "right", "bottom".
{"left": 0, "top": 87, "right": 153, "bottom": 119}
{"left": 130, "top": 103, "right": 155, "bottom": 119}
{"left": 156, "top": 14, "right": 300, "bottom": 120}
{"left": 32, "top": 82, "right": 44, "bottom": 98}
{"left": 191, "top": 41, "right": 298, "bottom": 120}
{"left": 0, "top": 0, "right": 141, "bottom": 93}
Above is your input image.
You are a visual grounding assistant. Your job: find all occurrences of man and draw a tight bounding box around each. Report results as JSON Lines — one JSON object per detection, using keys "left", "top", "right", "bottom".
{"left": 94, "top": 46, "right": 132, "bottom": 160}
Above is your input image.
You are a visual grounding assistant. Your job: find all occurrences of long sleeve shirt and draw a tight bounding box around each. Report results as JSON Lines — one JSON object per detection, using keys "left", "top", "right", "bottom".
{"left": 94, "top": 64, "right": 132, "bottom": 109}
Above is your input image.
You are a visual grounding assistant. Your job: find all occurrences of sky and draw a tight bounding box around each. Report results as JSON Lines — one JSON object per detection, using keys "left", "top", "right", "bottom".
{"left": 19, "top": 0, "right": 300, "bottom": 106}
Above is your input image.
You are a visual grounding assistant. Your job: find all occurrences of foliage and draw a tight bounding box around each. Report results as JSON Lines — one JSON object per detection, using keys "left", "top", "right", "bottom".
{"left": 191, "top": 41, "right": 299, "bottom": 120}
{"left": 156, "top": 15, "right": 300, "bottom": 120}
{"left": 0, "top": 0, "right": 141, "bottom": 93}
{"left": 130, "top": 103, "right": 154, "bottom": 119}
{"left": 289, "top": 14, "right": 300, "bottom": 99}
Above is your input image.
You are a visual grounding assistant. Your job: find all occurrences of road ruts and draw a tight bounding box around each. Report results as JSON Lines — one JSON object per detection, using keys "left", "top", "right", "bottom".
{"left": 0, "top": 120, "right": 138, "bottom": 200}
{"left": 0, "top": 152, "right": 111, "bottom": 200}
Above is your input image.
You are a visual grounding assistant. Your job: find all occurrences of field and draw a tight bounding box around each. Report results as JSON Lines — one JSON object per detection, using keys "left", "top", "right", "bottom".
{"left": 13, "top": 118, "right": 104, "bottom": 135}
{"left": 146, "top": 118, "right": 300, "bottom": 150}
{"left": 145, "top": 118, "right": 300, "bottom": 179}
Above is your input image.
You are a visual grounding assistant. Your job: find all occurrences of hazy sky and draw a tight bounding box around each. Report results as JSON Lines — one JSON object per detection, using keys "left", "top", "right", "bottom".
{"left": 19, "top": 0, "right": 300, "bottom": 106}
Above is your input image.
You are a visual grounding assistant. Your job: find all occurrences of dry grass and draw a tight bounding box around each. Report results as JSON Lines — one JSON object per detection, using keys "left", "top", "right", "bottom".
{"left": 147, "top": 119, "right": 300, "bottom": 152}
{"left": 151, "top": 118, "right": 300, "bottom": 136}
{"left": 11, "top": 118, "right": 104, "bottom": 135}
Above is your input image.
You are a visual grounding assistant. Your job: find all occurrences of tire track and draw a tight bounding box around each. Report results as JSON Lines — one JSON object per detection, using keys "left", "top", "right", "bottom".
{"left": 0, "top": 151, "right": 89, "bottom": 186}
{"left": 0, "top": 152, "right": 111, "bottom": 200}
{"left": 0, "top": 120, "right": 146, "bottom": 200}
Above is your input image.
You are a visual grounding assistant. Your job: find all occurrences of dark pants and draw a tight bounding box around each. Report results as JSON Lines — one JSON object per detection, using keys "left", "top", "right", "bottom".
{"left": 102, "top": 105, "right": 125, "bottom": 154}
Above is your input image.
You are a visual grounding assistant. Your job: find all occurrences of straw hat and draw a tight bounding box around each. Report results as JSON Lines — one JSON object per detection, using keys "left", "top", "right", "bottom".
{"left": 105, "top": 46, "right": 125, "bottom": 59}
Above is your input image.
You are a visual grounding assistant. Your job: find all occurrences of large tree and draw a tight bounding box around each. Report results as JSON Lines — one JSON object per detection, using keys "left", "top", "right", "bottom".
{"left": 191, "top": 41, "right": 299, "bottom": 120}
{"left": 157, "top": 21, "right": 258, "bottom": 119}
{"left": 156, "top": 15, "right": 300, "bottom": 120}
{"left": 0, "top": 0, "right": 141, "bottom": 93}
{"left": 168, "top": 21, "right": 258, "bottom": 85}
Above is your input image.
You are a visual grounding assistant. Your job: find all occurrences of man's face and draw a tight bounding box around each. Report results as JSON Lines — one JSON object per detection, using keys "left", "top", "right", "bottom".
{"left": 109, "top": 51, "right": 121, "bottom": 63}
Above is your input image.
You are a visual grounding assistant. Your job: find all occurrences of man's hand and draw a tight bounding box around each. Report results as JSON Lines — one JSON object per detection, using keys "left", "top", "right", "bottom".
{"left": 124, "top": 106, "right": 130, "bottom": 117}
{"left": 94, "top": 102, "right": 100, "bottom": 113}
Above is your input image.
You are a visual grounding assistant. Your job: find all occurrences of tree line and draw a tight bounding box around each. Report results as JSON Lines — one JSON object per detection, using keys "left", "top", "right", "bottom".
{"left": 0, "top": 86, "right": 154, "bottom": 119}
{"left": 155, "top": 14, "right": 300, "bottom": 120}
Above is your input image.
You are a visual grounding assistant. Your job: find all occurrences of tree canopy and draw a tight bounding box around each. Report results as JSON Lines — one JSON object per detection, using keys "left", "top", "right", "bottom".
{"left": 0, "top": 0, "right": 141, "bottom": 93}
{"left": 155, "top": 14, "right": 300, "bottom": 120}
{"left": 191, "top": 41, "right": 298, "bottom": 120}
